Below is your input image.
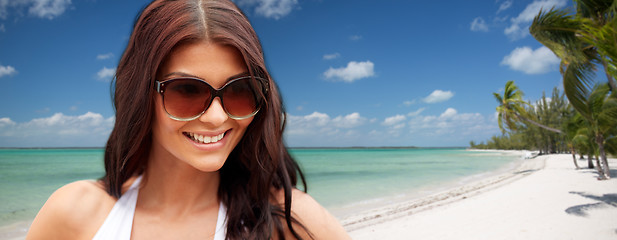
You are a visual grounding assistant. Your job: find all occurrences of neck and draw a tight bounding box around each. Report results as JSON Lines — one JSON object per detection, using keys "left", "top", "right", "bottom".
{"left": 139, "top": 147, "right": 221, "bottom": 216}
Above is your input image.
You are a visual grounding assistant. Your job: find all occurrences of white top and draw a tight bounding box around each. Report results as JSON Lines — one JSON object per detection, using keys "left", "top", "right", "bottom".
{"left": 92, "top": 176, "right": 227, "bottom": 240}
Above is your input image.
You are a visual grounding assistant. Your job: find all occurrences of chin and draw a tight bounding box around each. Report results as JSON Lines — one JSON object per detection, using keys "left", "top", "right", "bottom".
{"left": 182, "top": 151, "right": 228, "bottom": 173}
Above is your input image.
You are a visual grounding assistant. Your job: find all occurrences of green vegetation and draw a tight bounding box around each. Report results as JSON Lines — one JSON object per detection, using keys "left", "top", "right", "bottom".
{"left": 472, "top": 0, "right": 617, "bottom": 179}
{"left": 471, "top": 86, "right": 570, "bottom": 154}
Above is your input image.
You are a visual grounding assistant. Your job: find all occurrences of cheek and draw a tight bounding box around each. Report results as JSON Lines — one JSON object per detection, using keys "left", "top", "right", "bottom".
{"left": 152, "top": 98, "right": 182, "bottom": 142}
{"left": 229, "top": 118, "right": 254, "bottom": 147}
{"left": 238, "top": 117, "right": 253, "bottom": 129}
{"left": 236, "top": 118, "right": 253, "bottom": 134}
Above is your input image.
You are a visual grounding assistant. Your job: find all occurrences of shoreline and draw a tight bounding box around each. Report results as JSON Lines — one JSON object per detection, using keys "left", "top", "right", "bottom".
{"left": 347, "top": 154, "right": 617, "bottom": 239}
{"left": 0, "top": 221, "right": 31, "bottom": 240}
{"left": 339, "top": 149, "right": 535, "bottom": 230}
{"left": 328, "top": 149, "right": 528, "bottom": 220}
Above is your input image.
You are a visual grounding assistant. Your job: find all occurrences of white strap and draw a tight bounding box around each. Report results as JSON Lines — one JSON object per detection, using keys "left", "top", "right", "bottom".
{"left": 92, "top": 176, "right": 142, "bottom": 240}
{"left": 213, "top": 201, "right": 228, "bottom": 240}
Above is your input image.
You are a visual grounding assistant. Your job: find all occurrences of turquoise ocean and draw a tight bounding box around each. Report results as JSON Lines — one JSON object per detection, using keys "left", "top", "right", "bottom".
{"left": 0, "top": 148, "right": 521, "bottom": 231}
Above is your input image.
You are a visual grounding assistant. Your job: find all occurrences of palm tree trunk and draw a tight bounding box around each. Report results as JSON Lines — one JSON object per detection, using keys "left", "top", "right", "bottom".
{"left": 595, "top": 156, "right": 603, "bottom": 178}
{"left": 515, "top": 113, "right": 563, "bottom": 134}
{"left": 596, "top": 134, "right": 611, "bottom": 180}
{"left": 587, "top": 152, "right": 595, "bottom": 168}
{"left": 570, "top": 145, "right": 580, "bottom": 169}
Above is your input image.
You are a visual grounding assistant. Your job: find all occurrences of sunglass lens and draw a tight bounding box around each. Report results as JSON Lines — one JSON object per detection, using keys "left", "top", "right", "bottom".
{"left": 222, "top": 79, "right": 261, "bottom": 118}
{"left": 164, "top": 79, "right": 212, "bottom": 119}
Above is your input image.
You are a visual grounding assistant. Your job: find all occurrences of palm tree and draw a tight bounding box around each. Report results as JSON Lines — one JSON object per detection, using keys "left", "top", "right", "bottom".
{"left": 530, "top": 0, "right": 617, "bottom": 179}
{"left": 570, "top": 112, "right": 596, "bottom": 169}
{"left": 530, "top": 0, "right": 617, "bottom": 93}
{"left": 572, "top": 123, "right": 600, "bottom": 170}
{"left": 576, "top": 0, "right": 617, "bottom": 90}
{"left": 494, "top": 81, "right": 563, "bottom": 134}
{"left": 528, "top": 89, "right": 570, "bottom": 153}
{"left": 564, "top": 107, "right": 581, "bottom": 169}
{"left": 571, "top": 84, "right": 617, "bottom": 179}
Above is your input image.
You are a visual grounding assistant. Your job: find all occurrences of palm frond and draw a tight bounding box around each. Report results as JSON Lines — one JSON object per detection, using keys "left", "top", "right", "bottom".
{"left": 597, "top": 93, "right": 617, "bottom": 129}
{"left": 575, "top": 0, "right": 614, "bottom": 21}
{"left": 493, "top": 92, "right": 503, "bottom": 104}
{"left": 588, "top": 84, "right": 610, "bottom": 118}
{"left": 605, "top": 136, "right": 617, "bottom": 155}
{"left": 579, "top": 17, "right": 617, "bottom": 69}
{"left": 530, "top": 8, "right": 587, "bottom": 63}
{"left": 563, "top": 61, "right": 596, "bottom": 120}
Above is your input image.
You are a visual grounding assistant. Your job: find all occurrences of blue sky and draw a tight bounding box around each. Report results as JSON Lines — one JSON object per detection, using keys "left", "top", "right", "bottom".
{"left": 0, "top": 0, "right": 574, "bottom": 147}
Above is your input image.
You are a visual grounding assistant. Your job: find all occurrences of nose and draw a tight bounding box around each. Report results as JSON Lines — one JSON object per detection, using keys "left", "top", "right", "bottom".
{"left": 199, "top": 97, "right": 228, "bottom": 126}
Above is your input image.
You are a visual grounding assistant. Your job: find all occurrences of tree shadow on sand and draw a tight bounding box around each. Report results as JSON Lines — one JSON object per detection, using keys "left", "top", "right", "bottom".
{"left": 565, "top": 191, "right": 617, "bottom": 217}
{"left": 578, "top": 168, "right": 617, "bottom": 180}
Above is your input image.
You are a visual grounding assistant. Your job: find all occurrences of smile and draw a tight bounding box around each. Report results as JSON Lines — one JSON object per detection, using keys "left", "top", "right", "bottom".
{"left": 184, "top": 132, "right": 225, "bottom": 144}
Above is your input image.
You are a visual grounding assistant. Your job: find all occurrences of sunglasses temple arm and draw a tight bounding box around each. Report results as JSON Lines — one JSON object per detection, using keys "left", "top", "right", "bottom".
{"left": 155, "top": 81, "right": 162, "bottom": 93}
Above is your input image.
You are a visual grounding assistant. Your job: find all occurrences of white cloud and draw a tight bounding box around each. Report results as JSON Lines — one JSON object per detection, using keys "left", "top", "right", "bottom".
{"left": 350, "top": 35, "right": 362, "bottom": 41}
{"left": 0, "top": 23, "right": 5, "bottom": 32}
{"left": 286, "top": 112, "right": 366, "bottom": 134}
{"left": 439, "top": 108, "right": 457, "bottom": 119}
{"left": 408, "top": 108, "right": 496, "bottom": 137}
{"left": 501, "top": 46, "right": 560, "bottom": 74}
{"left": 323, "top": 53, "right": 340, "bottom": 60}
{"left": 0, "top": 0, "right": 72, "bottom": 20}
{"left": 0, "top": 65, "right": 17, "bottom": 78}
{"left": 332, "top": 112, "right": 365, "bottom": 128}
{"left": 283, "top": 108, "right": 501, "bottom": 147}
{"left": 236, "top": 0, "right": 298, "bottom": 19}
{"left": 286, "top": 112, "right": 329, "bottom": 134}
{"left": 403, "top": 100, "right": 416, "bottom": 106}
{"left": 0, "top": 2, "right": 7, "bottom": 19}
{"left": 97, "top": 53, "right": 114, "bottom": 60}
{"left": 0, "top": 112, "right": 115, "bottom": 147}
{"left": 407, "top": 108, "right": 425, "bottom": 117}
{"left": 423, "top": 90, "right": 454, "bottom": 103}
{"left": 470, "top": 17, "right": 489, "bottom": 32}
{"left": 0, "top": 117, "right": 16, "bottom": 128}
{"left": 497, "top": 0, "right": 513, "bottom": 14}
{"left": 494, "top": 15, "right": 509, "bottom": 23}
{"left": 284, "top": 111, "right": 370, "bottom": 146}
{"left": 323, "top": 61, "right": 375, "bottom": 83}
{"left": 97, "top": 66, "right": 116, "bottom": 81}
{"left": 504, "top": 24, "right": 525, "bottom": 40}
{"left": 505, "top": 0, "right": 567, "bottom": 40}
{"left": 383, "top": 114, "right": 406, "bottom": 126}
{"left": 29, "top": 0, "right": 71, "bottom": 19}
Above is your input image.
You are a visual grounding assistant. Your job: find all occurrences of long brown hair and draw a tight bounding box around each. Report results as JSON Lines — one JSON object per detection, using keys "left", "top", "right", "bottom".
{"left": 102, "top": 0, "right": 308, "bottom": 239}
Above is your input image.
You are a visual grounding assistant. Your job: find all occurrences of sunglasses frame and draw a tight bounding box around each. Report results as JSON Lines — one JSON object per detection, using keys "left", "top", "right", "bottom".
{"left": 155, "top": 76, "right": 268, "bottom": 121}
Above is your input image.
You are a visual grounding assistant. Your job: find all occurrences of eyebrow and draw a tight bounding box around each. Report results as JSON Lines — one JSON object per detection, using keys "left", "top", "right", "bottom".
{"left": 162, "top": 71, "right": 250, "bottom": 81}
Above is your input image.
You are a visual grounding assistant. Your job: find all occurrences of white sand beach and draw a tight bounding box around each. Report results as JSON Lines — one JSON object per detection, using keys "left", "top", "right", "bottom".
{"left": 345, "top": 154, "right": 617, "bottom": 239}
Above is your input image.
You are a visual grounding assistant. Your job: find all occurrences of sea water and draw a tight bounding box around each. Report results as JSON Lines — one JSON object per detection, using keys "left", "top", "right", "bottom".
{"left": 0, "top": 148, "right": 520, "bottom": 230}
{"left": 0, "top": 148, "right": 105, "bottom": 228}
{"left": 291, "top": 148, "right": 521, "bottom": 215}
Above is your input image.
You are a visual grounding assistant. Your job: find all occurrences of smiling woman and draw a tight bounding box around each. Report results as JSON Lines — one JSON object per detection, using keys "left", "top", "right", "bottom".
{"left": 25, "top": 0, "right": 349, "bottom": 239}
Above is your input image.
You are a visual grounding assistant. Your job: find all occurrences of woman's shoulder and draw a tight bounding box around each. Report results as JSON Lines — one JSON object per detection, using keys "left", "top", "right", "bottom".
{"left": 26, "top": 179, "right": 116, "bottom": 239}
{"left": 273, "top": 188, "right": 351, "bottom": 239}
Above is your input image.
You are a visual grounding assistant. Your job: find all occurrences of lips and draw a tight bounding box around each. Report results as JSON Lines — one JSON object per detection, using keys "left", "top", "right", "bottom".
{"left": 184, "top": 132, "right": 225, "bottom": 144}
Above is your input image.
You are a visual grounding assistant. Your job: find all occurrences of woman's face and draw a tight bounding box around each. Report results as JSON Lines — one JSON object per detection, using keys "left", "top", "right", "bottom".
{"left": 152, "top": 41, "right": 253, "bottom": 172}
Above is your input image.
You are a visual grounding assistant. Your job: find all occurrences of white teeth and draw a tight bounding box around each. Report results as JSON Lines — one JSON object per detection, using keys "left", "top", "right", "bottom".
{"left": 187, "top": 132, "right": 225, "bottom": 144}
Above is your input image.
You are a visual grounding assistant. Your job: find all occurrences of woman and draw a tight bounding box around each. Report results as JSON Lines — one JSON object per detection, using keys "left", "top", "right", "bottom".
{"left": 26, "top": 0, "right": 349, "bottom": 239}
